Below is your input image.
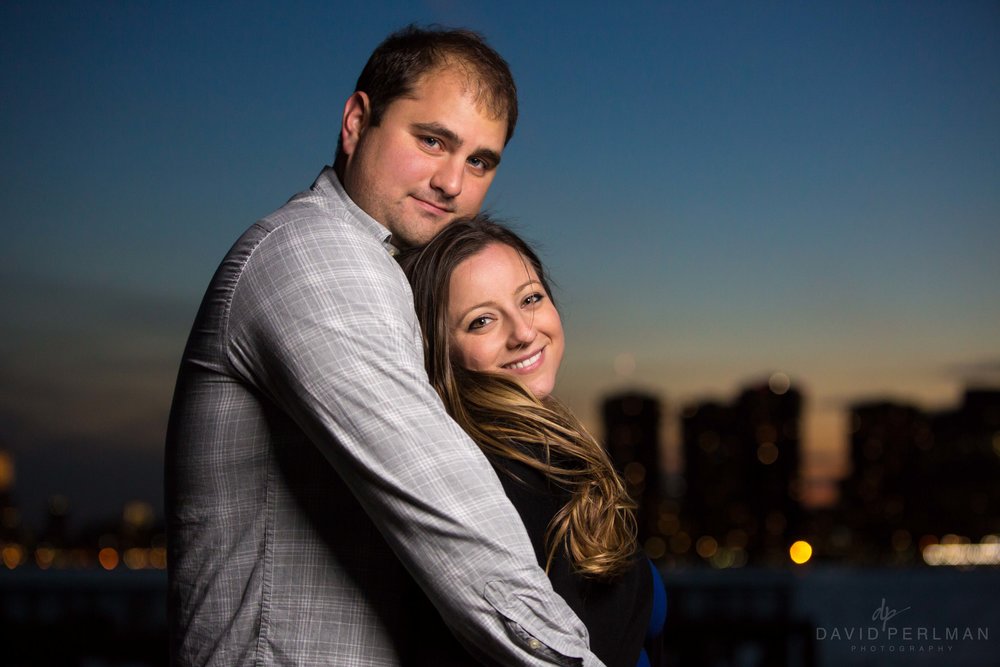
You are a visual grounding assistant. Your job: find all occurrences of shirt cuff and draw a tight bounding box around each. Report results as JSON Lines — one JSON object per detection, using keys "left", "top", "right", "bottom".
{"left": 484, "top": 580, "right": 604, "bottom": 666}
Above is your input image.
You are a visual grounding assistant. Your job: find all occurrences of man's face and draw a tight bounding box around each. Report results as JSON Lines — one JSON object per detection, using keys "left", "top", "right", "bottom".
{"left": 339, "top": 68, "right": 508, "bottom": 248}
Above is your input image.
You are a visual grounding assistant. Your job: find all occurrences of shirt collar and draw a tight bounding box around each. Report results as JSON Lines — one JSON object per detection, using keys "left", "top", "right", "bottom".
{"left": 311, "top": 166, "right": 397, "bottom": 255}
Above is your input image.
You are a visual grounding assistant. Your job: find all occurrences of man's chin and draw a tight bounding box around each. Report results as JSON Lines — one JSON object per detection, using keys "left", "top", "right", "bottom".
{"left": 401, "top": 218, "right": 461, "bottom": 247}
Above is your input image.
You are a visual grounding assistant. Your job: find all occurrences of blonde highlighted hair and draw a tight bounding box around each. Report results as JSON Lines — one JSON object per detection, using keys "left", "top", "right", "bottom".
{"left": 398, "top": 215, "right": 637, "bottom": 578}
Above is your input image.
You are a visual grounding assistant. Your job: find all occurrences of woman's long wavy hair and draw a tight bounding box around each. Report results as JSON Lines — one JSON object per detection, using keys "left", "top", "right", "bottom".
{"left": 397, "top": 215, "right": 637, "bottom": 579}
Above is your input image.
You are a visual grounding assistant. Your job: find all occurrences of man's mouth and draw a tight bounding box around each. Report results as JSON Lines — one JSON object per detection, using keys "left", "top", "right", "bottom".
{"left": 412, "top": 196, "right": 454, "bottom": 215}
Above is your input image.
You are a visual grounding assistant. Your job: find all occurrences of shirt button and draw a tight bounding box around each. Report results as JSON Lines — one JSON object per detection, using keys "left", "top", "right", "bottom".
{"left": 528, "top": 638, "right": 542, "bottom": 651}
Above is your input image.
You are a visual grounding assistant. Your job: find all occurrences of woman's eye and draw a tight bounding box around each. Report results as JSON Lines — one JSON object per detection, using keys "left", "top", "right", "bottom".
{"left": 523, "top": 293, "right": 544, "bottom": 307}
{"left": 468, "top": 316, "right": 492, "bottom": 330}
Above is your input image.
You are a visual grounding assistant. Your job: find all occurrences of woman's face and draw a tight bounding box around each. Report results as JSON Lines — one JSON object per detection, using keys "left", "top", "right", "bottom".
{"left": 446, "top": 242, "right": 564, "bottom": 399}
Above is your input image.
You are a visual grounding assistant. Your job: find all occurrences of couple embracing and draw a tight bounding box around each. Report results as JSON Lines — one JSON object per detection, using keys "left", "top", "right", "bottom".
{"left": 166, "top": 25, "right": 664, "bottom": 667}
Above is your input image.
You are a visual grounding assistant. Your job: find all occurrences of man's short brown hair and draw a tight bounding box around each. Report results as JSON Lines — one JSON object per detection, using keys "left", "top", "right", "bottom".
{"left": 353, "top": 25, "right": 518, "bottom": 145}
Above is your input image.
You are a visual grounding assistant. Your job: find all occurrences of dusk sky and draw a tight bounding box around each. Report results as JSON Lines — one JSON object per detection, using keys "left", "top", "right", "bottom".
{"left": 2, "top": 1, "right": 998, "bottom": 528}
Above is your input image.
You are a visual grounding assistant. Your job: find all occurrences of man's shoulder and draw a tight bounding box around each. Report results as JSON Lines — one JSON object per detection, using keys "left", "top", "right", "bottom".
{"left": 230, "top": 193, "right": 406, "bottom": 302}
{"left": 256, "top": 187, "right": 355, "bottom": 242}
{"left": 214, "top": 171, "right": 408, "bottom": 318}
{"left": 250, "top": 174, "right": 388, "bottom": 260}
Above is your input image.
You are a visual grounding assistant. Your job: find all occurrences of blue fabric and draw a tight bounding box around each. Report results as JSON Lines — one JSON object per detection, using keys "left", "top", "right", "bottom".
{"left": 637, "top": 559, "right": 667, "bottom": 665}
{"left": 646, "top": 558, "right": 667, "bottom": 639}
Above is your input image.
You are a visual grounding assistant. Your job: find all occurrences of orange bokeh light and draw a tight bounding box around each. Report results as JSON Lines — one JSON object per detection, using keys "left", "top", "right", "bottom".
{"left": 98, "top": 547, "right": 120, "bottom": 570}
{"left": 789, "top": 540, "right": 813, "bottom": 565}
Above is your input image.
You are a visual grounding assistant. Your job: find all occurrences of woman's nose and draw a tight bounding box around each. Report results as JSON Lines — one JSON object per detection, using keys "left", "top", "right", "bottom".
{"left": 508, "top": 313, "right": 537, "bottom": 347}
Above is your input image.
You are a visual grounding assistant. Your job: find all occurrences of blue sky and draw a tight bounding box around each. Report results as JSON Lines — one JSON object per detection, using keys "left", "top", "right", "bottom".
{"left": 1, "top": 1, "right": 998, "bottom": 526}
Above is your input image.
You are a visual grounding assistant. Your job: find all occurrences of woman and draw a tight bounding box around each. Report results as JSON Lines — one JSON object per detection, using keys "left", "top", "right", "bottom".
{"left": 398, "top": 215, "right": 665, "bottom": 666}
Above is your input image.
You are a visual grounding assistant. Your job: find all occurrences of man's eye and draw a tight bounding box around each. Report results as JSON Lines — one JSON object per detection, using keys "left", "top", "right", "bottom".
{"left": 421, "top": 137, "right": 441, "bottom": 149}
{"left": 468, "top": 157, "right": 486, "bottom": 169}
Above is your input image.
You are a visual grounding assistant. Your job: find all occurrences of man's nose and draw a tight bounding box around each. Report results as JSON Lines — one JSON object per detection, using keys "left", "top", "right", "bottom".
{"left": 429, "top": 157, "right": 464, "bottom": 198}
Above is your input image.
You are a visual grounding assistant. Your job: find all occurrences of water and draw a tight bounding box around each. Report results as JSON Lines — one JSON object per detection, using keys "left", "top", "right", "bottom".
{"left": 1, "top": 567, "right": 997, "bottom": 666}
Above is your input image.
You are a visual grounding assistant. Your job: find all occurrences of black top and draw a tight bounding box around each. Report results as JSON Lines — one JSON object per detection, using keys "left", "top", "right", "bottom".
{"left": 401, "top": 453, "right": 652, "bottom": 666}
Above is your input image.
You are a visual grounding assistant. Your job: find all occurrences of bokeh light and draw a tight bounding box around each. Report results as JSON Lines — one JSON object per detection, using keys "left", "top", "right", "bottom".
{"left": 98, "top": 547, "right": 120, "bottom": 571}
{"left": 768, "top": 373, "right": 790, "bottom": 395}
{"left": 790, "top": 540, "right": 813, "bottom": 565}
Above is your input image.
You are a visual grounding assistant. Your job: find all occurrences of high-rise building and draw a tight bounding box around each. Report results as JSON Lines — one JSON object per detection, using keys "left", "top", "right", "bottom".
{"left": 928, "top": 389, "right": 1000, "bottom": 538}
{"left": 840, "top": 388, "right": 1000, "bottom": 562}
{"left": 0, "top": 449, "right": 22, "bottom": 545}
{"left": 680, "top": 380, "right": 803, "bottom": 565}
{"left": 838, "top": 401, "right": 930, "bottom": 562}
{"left": 601, "top": 392, "right": 664, "bottom": 552}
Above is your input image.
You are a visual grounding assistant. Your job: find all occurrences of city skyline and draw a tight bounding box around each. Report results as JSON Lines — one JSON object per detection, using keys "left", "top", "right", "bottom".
{"left": 4, "top": 383, "right": 998, "bottom": 574}
{"left": 2, "top": 376, "right": 996, "bottom": 540}
{"left": 1, "top": 1, "right": 998, "bottom": 526}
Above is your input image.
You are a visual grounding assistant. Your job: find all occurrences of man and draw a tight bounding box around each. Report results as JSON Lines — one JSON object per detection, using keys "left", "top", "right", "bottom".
{"left": 165, "top": 26, "right": 605, "bottom": 666}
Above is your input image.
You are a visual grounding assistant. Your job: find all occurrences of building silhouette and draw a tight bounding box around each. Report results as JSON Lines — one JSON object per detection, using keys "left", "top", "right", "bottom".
{"left": 838, "top": 401, "right": 930, "bottom": 562}
{"left": 0, "top": 448, "right": 24, "bottom": 552}
{"left": 839, "top": 388, "right": 1000, "bottom": 563}
{"left": 680, "top": 380, "right": 803, "bottom": 566}
{"left": 929, "top": 389, "right": 1000, "bottom": 536}
{"left": 601, "top": 392, "right": 664, "bottom": 551}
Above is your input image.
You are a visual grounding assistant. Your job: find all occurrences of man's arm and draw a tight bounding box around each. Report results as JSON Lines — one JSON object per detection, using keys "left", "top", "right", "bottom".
{"left": 227, "top": 218, "right": 605, "bottom": 666}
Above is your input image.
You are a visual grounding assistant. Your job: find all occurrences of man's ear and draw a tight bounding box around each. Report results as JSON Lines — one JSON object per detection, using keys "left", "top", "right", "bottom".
{"left": 340, "top": 91, "right": 371, "bottom": 158}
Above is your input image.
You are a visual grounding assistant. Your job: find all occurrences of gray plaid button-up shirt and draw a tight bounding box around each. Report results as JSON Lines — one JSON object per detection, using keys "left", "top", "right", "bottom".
{"left": 165, "top": 168, "right": 604, "bottom": 666}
